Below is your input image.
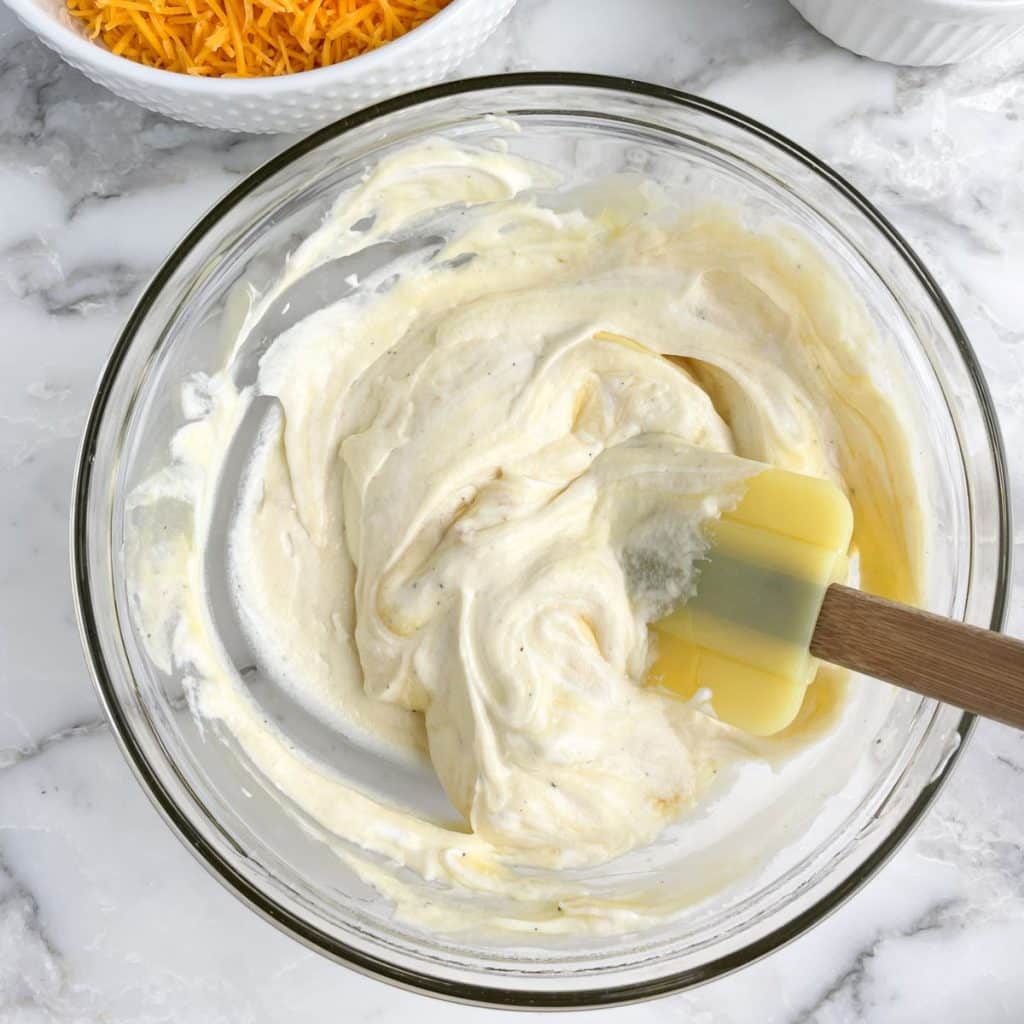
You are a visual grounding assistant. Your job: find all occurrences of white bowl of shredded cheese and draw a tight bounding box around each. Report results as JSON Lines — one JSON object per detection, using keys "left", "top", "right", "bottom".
{"left": 1, "top": 0, "right": 515, "bottom": 132}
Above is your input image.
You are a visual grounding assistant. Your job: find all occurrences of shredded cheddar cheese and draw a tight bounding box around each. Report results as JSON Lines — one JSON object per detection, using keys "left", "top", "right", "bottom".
{"left": 66, "top": 0, "right": 453, "bottom": 77}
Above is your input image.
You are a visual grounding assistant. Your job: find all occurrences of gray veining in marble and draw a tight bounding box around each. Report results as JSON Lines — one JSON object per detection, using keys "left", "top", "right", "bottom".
{"left": 2, "top": 1, "right": 1024, "bottom": 1020}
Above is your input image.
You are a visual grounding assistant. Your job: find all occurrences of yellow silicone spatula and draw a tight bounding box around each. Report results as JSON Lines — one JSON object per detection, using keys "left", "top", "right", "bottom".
{"left": 646, "top": 461, "right": 1024, "bottom": 735}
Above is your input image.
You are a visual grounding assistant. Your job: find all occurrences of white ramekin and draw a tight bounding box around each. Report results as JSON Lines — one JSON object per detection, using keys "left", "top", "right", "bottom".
{"left": 0, "top": 0, "right": 516, "bottom": 132}
{"left": 789, "top": 0, "right": 1024, "bottom": 65}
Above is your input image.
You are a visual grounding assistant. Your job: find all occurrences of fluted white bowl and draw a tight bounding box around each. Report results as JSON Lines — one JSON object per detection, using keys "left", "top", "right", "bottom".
{"left": 0, "top": 0, "right": 516, "bottom": 132}
{"left": 789, "top": 0, "right": 1024, "bottom": 66}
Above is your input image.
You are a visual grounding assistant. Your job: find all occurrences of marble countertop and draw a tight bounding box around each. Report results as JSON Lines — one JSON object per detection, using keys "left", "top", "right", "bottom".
{"left": 2, "top": 1, "right": 1024, "bottom": 1020}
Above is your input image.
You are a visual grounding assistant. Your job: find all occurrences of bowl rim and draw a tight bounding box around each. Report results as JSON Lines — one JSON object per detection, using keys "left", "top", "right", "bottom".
{"left": 71, "top": 72, "right": 1011, "bottom": 1009}
{"left": 811, "top": 0, "right": 1024, "bottom": 18}
{"left": 3, "top": 0, "right": 490, "bottom": 91}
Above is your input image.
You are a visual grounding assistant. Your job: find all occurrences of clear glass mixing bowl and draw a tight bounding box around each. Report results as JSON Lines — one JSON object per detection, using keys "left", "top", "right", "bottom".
{"left": 72, "top": 75, "right": 1010, "bottom": 1008}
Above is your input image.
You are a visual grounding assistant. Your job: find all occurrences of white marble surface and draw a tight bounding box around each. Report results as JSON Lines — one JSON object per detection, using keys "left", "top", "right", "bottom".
{"left": 1, "top": 1, "right": 1024, "bottom": 1020}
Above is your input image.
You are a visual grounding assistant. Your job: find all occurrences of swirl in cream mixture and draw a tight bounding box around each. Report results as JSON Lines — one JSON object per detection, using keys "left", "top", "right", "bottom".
{"left": 130, "top": 139, "right": 922, "bottom": 935}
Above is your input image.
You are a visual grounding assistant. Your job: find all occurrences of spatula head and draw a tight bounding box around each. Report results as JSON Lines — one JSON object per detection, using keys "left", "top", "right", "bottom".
{"left": 647, "top": 465, "right": 854, "bottom": 736}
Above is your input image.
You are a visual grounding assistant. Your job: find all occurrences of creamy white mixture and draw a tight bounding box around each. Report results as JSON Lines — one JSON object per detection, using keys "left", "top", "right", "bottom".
{"left": 129, "top": 139, "right": 922, "bottom": 936}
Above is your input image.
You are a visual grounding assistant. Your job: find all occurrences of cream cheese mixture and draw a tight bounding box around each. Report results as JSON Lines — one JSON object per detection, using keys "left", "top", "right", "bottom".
{"left": 129, "top": 138, "right": 923, "bottom": 936}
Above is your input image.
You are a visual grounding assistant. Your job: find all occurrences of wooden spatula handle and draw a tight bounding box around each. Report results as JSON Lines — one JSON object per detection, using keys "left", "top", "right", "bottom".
{"left": 811, "top": 584, "right": 1024, "bottom": 730}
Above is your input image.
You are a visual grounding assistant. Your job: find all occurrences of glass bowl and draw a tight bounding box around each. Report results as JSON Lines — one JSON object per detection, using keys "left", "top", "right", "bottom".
{"left": 72, "top": 74, "right": 1010, "bottom": 1008}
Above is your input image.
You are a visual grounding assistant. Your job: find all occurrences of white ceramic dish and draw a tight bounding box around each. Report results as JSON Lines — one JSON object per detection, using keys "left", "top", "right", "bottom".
{"left": 0, "top": 0, "right": 515, "bottom": 132}
{"left": 789, "top": 0, "right": 1024, "bottom": 65}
